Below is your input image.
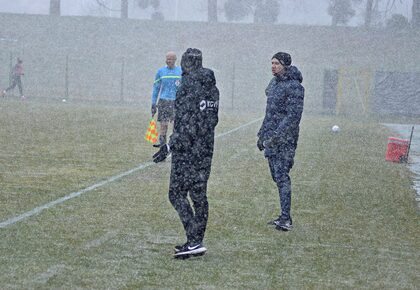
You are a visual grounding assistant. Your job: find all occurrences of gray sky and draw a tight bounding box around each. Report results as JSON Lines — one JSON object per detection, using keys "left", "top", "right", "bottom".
{"left": 0, "top": 0, "right": 413, "bottom": 26}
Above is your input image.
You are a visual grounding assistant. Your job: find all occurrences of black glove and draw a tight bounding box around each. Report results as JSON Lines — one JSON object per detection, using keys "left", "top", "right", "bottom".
{"left": 257, "top": 138, "right": 264, "bottom": 151}
{"left": 151, "top": 105, "right": 157, "bottom": 117}
{"left": 153, "top": 144, "right": 170, "bottom": 163}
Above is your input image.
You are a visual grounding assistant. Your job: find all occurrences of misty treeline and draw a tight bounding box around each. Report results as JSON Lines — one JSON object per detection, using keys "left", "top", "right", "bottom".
{"left": 328, "top": 0, "right": 410, "bottom": 28}
{"left": 49, "top": 0, "right": 419, "bottom": 28}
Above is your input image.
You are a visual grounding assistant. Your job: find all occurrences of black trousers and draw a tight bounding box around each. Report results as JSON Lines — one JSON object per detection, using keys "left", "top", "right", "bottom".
{"left": 168, "top": 156, "right": 212, "bottom": 244}
{"left": 6, "top": 76, "right": 23, "bottom": 96}
{"left": 267, "top": 146, "right": 296, "bottom": 220}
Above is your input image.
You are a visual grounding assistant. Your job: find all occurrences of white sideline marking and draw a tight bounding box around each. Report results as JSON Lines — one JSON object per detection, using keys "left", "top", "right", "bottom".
{"left": 83, "top": 230, "right": 119, "bottom": 250}
{"left": 215, "top": 117, "right": 263, "bottom": 138}
{"left": 32, "top": 264, "right": 66, "bottom": 284}
{"left": 0, "top": 162, "right": 154, "bottom": 228}
{"left": 0, "top": 117, "right": 263, "bottom": 228}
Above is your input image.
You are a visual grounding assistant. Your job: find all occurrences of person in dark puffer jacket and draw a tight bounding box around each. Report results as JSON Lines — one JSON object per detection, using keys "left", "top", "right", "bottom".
{"left": 153, "top": 48, "right": 219, "bottom": 258}
{"left": 257, "top": 52, "right": 304, "bottom": 232}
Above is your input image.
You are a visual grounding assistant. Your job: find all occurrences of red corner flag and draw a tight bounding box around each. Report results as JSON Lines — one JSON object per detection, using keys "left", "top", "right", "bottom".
{"left": 145, "top": 118, "right": 158, "bottom": 144}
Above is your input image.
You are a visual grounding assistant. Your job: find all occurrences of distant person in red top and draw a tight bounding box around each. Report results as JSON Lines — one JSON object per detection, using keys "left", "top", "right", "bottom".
{"left": 2, "top": 58, "right": 25, "bottom": 100}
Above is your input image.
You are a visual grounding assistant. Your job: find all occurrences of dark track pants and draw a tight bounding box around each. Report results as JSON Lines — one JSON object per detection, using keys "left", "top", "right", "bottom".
{"left": 267, "top": 147, "right": 296, "bottom": 220}
{"left": 6, "top": 76, "right": 23, "bottom": 96}
{"left": 168, "top": 159, "right": 210, "bottom": 244}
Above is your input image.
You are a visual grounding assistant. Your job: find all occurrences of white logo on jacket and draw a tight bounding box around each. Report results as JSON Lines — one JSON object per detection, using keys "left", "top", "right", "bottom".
{"left": 200, "top": 100, "right": 219, "bottom": 111}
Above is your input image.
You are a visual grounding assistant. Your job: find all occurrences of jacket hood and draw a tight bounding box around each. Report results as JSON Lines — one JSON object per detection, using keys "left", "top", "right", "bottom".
{"left": 276, "top": 66, "right": 303, "bottom": 83}
{"left": 181, "top": 48, "right": 203, "bottom": 74}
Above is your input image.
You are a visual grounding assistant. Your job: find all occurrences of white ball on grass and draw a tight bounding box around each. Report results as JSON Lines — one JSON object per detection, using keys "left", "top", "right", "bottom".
{"left": 332, "top": 125, "right": 340, "bottom": 133}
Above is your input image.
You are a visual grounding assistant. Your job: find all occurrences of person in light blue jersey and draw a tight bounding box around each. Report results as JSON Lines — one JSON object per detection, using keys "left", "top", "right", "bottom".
{"left": 151, "top": 51, "right": 182, "bottom": 147}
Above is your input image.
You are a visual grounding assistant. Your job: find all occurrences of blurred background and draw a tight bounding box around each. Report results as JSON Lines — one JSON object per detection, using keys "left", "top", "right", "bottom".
{"left": 0, "top": 0, "right": 419, "bottom": 115}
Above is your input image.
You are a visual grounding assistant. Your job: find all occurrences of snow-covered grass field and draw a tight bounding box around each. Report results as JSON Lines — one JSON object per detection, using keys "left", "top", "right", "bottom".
{"left": 1, "top": 98, "right": 419, "bottom": 289}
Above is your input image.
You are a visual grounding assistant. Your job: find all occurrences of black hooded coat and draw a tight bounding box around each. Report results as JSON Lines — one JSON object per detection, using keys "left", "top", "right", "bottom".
{"left": 168, "top": 51, "right": 219, "bottom": 180}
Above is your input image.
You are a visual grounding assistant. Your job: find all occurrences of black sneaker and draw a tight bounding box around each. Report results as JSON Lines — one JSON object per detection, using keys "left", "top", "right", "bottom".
{"left": 267, "top": 216, "right": 281, "bottom": 225}
{"left": 173, "top": 242, "right": 207, "bottom": 257}
{"left": 174, "top": 242, "right": 189, "bottom": 253}
{"left": 152, "top": 143, "right": 164, "bottom": 148}
{"left": 274, "top": 217, "right": 293, "bottom": 231}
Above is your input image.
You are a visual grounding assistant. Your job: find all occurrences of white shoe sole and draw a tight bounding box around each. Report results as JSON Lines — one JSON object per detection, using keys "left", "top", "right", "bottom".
{"left": 173, "top": 246, "right": 207, "bottom": 256}
{"left": 276, "top": 225, "right": 293, "bottom": 231}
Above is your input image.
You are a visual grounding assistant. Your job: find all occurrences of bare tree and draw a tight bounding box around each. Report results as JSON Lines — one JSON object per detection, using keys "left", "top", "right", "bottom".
{"left": 365, "top": 0, "right": 405, "bottom": 28}
{"left": 121, "top": 0, "right": 128, "bottom": 18}
{"left": 364, "top": 0, "right": 374, "bottom": 27}
{"left": 95, "top": 0, "right": 128, "bottom": 18}
{"left": 49, "top": 0, "right": 61, "bottom": 16}
{"left": 254, "top": 0, "right": 280, "bottom": 23}
{"left": 224, "top": 0, "right": 280, "bottom": 23}
{"left": 137, "top": 0, "right": 164, "bottom": 21}
{"left": 224, "top": 0, "right": 253, "bottom": 22}
{"left": 328, "top": 0, "right": 362, "bottom": 26}
{"left": 208, "top": 0, "right": 218, "bottom": 22}
{"left": 412, "top": 0, "right": 420, "bottom": 27}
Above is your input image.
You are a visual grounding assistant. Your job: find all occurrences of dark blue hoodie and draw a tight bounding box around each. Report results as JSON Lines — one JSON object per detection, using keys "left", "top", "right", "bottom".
{"left": 258, "top": 65, "right": 304, "bottom": 157}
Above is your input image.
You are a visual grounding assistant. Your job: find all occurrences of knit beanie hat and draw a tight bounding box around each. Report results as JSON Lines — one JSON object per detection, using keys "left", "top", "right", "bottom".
{"left": 272, "top": 52, "right": 291, "bottom": 66}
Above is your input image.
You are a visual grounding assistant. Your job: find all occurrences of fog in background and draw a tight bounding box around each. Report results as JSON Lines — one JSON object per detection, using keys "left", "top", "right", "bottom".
{"left": 0, "top": 0, "right": 413, "bottom": 26}
{"left": 0, "top": 0, "right": 418, "bottom": 115}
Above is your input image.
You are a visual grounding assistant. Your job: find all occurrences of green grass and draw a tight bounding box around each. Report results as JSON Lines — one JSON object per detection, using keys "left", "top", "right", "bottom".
{"left": 0, "top": 98, "right": 419, "bottom": 289}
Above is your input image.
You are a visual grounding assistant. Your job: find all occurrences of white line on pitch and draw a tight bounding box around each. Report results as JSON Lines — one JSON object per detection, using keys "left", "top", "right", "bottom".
{"left": 0, "top": 117, "right": 263, "bottom": 228}
{"left": 215, "top": 117, "right": 263, "bottom": 138}
{"left": 0, "top": 162, "right": 154, "bottom": 228}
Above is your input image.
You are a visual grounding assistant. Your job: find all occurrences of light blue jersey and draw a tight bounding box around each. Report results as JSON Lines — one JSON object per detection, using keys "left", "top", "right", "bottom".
{"left": 151, "top": 66, "right": 182, "bottom": 105}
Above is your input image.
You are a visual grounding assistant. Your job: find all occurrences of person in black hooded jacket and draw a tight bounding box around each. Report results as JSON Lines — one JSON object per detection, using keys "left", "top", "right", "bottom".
{"left": 153, "top": 48, "right": 219, "bottom": 258}
{"left": 257, "top": 52, "right": 304, "bottom": 231}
